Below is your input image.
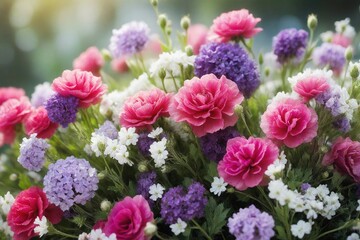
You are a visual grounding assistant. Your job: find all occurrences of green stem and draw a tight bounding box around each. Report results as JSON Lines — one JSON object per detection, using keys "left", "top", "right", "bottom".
{"left": 155, "top": 232, "right": 167, "bottom": 240}
{"left": 240, "top": 38, "right": 255, "bottom": 59}
{"left": 316, "top": 221, "right": 353, "bottom": 239}
{"left": 50, "top": 226, "right": 78, "bottom": 239}
{"left": 191, "top": 219, "right": 212, "bottom": 240}
{"left": 240, "top": 111, "right": 252, "bottom": 136}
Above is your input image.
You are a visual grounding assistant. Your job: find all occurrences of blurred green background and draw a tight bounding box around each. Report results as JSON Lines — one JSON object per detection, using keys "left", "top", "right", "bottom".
{"left": 0, "top": 0, "right": 359, "bottom": 95}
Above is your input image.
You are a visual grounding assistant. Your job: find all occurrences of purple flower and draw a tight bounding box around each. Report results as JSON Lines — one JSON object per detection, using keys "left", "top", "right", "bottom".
{"left": 195, "top": 42, "right": 260, "bottom": 98}
{"left": 316, "top": 88, "right": 344, "bottom": 117}
{"left": 228, "top": 205, "right": 275, "bottom": 240}
{"left": 333, "top": 117, "right": 351, "bottom": 133}
{"left": 43, "top": 156, "right": 99, "bottom": 211}
{"left": 137, "top": 132, "right": 155, "bottom": 156}
{"left": 272, "top": 28, "right": 308, "bottom": 64}
{"left": 45, "top": 94, "right": 79, "bottom": 128}
{"left": 31, "top": 82, "right": 54, "bottom": 108}
{"left": 136, "top": 171, "right": 156, "bottom": 204}
{"left": 17, "top": 134, "right": 49, "bottom": 172}
{"left": 200, "top": 127, "right": 240, "bottom": 162}
{"left": 109, "top": 21, "right": 150, "bottom": 58}
{"left": 301, "top": 183, "right": 311, "bottom": 193}
{"left": 313, "top": 43, "right": 346, "bottom": 75}
{"left": 95, "top": 120, "right": 118, "bottom": 139}
{"left": 161, "top": 182, "right": 208, "bottom": 224}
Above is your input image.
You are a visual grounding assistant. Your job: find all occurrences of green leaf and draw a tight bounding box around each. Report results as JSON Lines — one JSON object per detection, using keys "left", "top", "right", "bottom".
{"left": 18, "top": 173, "right": 31, "bottom": 190}
{"left": 204, "top": 197, "right": 230, "bottom": 237}
{"left": 275, "top": 225, "right": 288, "bottom": 240}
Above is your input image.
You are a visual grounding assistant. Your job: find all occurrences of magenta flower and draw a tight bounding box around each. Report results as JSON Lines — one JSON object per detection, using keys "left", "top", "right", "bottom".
{"left": 218, "top": 137, "right": 279, "bottom": 191}
{"left": 170, "top": 74, "right": 244, "bottom": 137}
{"left": 103, "top": 195, "right": 154, "bottom": 240}
{"left": 260, "top": 98, "right": 318, "bottom": 148}
{"left": 209, "top": 9, "right": 262, "bottom": 42}
{"left": 73, "top": 47, "right": 104, "bottom": 77}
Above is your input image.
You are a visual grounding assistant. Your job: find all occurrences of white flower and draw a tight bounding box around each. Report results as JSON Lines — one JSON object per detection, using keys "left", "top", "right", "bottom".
{"left": 87, "top": 229, "right": 117, "bottom": 240}
{"left": 347, "top": 233, "right": 360, "bottom": 240}
{"left": 335, "top": 18, "right": 356, "bottom": 39}
{"left": 149, "top": 183, "right": 165, "bottom": 201}
{"left": 291, "top": 220, "right": 312, "bottom": 239}
{"left": 320, "top": 31, "right": 334, "bottom": 42}
{"left": 148, "top": 127, "right": 163, "bottom": 139}
{"left": 27, "top": 171, "right": 42, "bottom": 182}
{"left": 268, "top": 179, "right": 288, "bottom": 201}
{"left": 34, "top": 216, "right": 48, "bottom": 237}
{"left": 210, "top": 177, "right": 228, "bottom": 196}
{"left": 149, "top": 138, "right": 168, "bottom": 167}
{"left": 267, "top": 91, "right": 299, "bottom": 105}
{"left": 90, "top": 133, "right": 108, "bottom": 157}
{"left": 170, "top": 218, "right": 187, "bottom": 236}
{"left": 356, "top": 200, "right": 360, "bottom": 211}
{"left": 144, "top": 222, "right": 158, "bottom": 236}
{"left": 84, "top": 144, "right": 93, "bottom": 155}
{"left": 265, "top": 152, "right": 287, "bottom": 180}
{"left": 0, "top": 192, "right": 15, "bottom": 215}
{"left": 288, "top": 68, "right": 334, "bottom": 87}
{"left": 0, "top": 219, "right": 14, "bottom": 237}
{"left": 118, "top": 127, "right": 139, "bottom": 146}
{"left": 78, "top": 233, "right": 88, "bottom": 240}
{"left": 100, "top": 200, "right": 112, "bottom": 211}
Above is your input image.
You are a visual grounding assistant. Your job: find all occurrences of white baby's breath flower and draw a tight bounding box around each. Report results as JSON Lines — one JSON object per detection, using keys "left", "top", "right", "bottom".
{"left": 170, "top": 218, "right": 187, "bottom": 236}
{"left": 0, "top": 192, "right": 15, "bottom": 215}
{"left": 347, "top": 233, "right": 360, "bottom": 240}
{"left": 320, "top": 31, "right": 334, "bottom": 42}
{"left": 335, "top": 18, "right": 356, "bottom": 39}
{"left": 118, "top": 127, "right": 139, "bottom": 146}
{"left": 291, "top": 220, "right": 312, "bottom": 239}
{"left": 90, "top": 133, "right": 108, "bottom": 157}
{"left": 148, "top": 127, "right": 163, "bottom": 139}
{"left": 0, "top": 219, "right": 13, "bottom": 237}
{"left": 149, "top": 183, "right": 165, "bottom": 201}
{"left": 210, "top": 177, "right": 228, "bottom": 196}
{"left": 265, "top": 153, "right": 287, "bottom": 180}
{"left": 149, "top": 138, "right": 168, "bottom": 167}
{"left": 87, "top": 229, "right": 116, "bottom": 240}
{"left": 34, "top": 216, "right": 48, "bottom": 237}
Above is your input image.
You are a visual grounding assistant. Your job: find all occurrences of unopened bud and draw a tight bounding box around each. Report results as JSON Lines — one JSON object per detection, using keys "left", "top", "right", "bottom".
{"left": 227, "top": 187, "right": 235, "bottom": 193}
{"left": 180, "top": 16, "right": 191, "bottom": 31}
{"left": 265, "top": 67, "right": 270, "bottom": 77}
{"left": 234, "top": 104, "right": 243, "bottom": 117}
{"left": 158, "top": 14, "right": 167, "bottom": 29}
{"left": 144, "top": 222, "right": 157, "bottom": 237}
{"left": 322, "top": 171, "right": 329, "bottom": 179}
{"left": 101, "top": 49, "right": 112, "bottom": 62}
{"left": 138, "top": 163, "right": 148, "bottom": 173}
{"left": 100, "top": 200, "right": 112, "bottom": 211}
{"left": 350, "top": 64, "right": 359, "bottom": 79}
{"left": 185, "top": 45, "right": 193, "bottom": 56}
{"left": 150, "top": 0, "right": 158, "bottom": 7}
{"left": 258, "top": 53, "right": 263, "bottom": 65}
{"left": 345, "top": 46, "right": 353, "bottom": 61}
{"left": 97, "top": 172, "right": 105, "bottom": 180}
{"left": 307, "top": 14, "right": 318, "bottom": 30}
{"left": 9, "top": 173, "right": 17, "bottom": 181}
{"left": 158, "top": 68, "right": 166, "bottom": 80}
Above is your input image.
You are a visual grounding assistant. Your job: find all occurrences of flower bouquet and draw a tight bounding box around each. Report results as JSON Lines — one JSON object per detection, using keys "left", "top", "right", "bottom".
{"left": 1, "top": 1, "right": 360, "bottom": 239}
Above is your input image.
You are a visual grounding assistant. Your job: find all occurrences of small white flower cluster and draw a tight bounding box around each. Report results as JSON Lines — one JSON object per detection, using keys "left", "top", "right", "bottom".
{"left": 210, "top": 177, "right": 228, "bottom": 196}
{"left": 0, "top": 154, "right": 8, "bottom": 173}
{"left": 0, "top": 216, "right": 14, "bottom": 238}
{"left": 0, "top": 192, "right": 15, "bottom": 215}
{"left": 265, "top": 151, "right": 287, "bottom": 180}
{"left": 100, "top": 73, "right": 153, "bottom": 122}
{"left": 91, "top": 127, "right": 139, "bottom": 166}
{"left": 149, "top": 183, "right": 165, "bottom": 201}
{"left": 334, "top": 18, "right": 356, "bottom": 39}
{"left": 149, "top": 137, "right": 168, "bottom": 168}
{"left": 78, "top": 229, "right": 116, "bottom": 240}
{"left": 291, "top": 220, "right": 312, "bottom": 239}
{"left": 268, "top": 180, "right": 341, "bottom": 220}
{"left": 170, "top": 218, "right": 187, "bottom": 236}
{"left": 348, "top": 233, "right": 360, "bottom": 240}
{"left": 34, "top": 216, "right": 48, "bottom": 237}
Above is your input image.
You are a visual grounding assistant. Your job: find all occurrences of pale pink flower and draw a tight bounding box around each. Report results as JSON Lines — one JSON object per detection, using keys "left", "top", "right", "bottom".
{"left": 169, "top": 74, "right": 243, "bottom": 137}
{"left": 332, "top": 33, "right": 352, "bottom": 48}
{"left": 260, "top": 98, "right": 318, "bottom": 148}
{"left": 73, "top": 47, "right": 104, "bottom": 76}
{"left": 120, "top": 88, "right": 172, "bottom": 128}
{"left": 0, "top": 97, "right": 31, "bottom": 128}
{"left": 209, "top": 9, "right": 262, "bottom": 42}
{"left": 111, "top": 57, "right": 129, "bottom": 73}
{"left": 323, "top": 137, "right": 360, "bottom": 183}
{"left": 187, "top": 24, "right": 208, "bottom": 54}
{"left": 218, "top": 137, "right": 279, "bottom": 191}
{"left": 52, "top": 70, "right": 107, "bottom": 108}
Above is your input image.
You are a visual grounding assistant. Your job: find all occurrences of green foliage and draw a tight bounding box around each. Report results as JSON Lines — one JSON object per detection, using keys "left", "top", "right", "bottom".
{"left": 18, "top": 173, "right": 32, "bottom": 190}
{"left": 203, "top": 197, "right": 230, "bottom": 238}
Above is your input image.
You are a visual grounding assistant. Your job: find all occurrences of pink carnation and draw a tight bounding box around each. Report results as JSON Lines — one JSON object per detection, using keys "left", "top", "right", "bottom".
{"left": 73, "top": 47, "right": 104, "bottom": 76}
{"left": 0, "top": 97, "right": 31, "bottom": 128}
{"left": 260, "top": 98, "right": 318, "bottom": 148}
{"left": 0, "top": 87, "right": 25, "bottom": 105}
{"left": 289, "top": 70, "right": 331, "bottom": 102}
{"left": 218, "top": 137, "right": 279, "bottom": 191}
{"left": 111, "top": 57, "right": 129, "bottom": 73}
{"left": 120, "top": 88, "right": 172, "bottom": 128}
{"left": 187, "top": 24, "right": 208, "bottom": 54}
{"left": 0, "top": 126, "right": 16, "bottom": 146}
{"left": 52, "top": 69, "right": 107, "bottom": 108}
{"left": 7, "top": 187, "right": 63, "bottom": 240}
{"left": 170, "top": 74, "right": 243, "bottom": 137}
{"left": 323, "top": 137, "right": 360, "bottom": 183}
{"left": 24, "top": 107, "right": 58, "bottom": 139}
{"left": 103, "top": 195, "right": 154, "bottom": 240}
{"left": 332, "top": 33, "right": 352, "bottom": 48}
{"left": 209, "top": 9, "right": 262, "bottom": 42}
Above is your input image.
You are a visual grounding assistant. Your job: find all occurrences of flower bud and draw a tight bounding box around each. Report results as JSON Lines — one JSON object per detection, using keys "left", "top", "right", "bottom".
{"left": 322, "top": 171, "right": 329, "bottom": 179}
{"left": 100, "top": 200, "right": 112, "bottom": 211}
{"left": 350, "top": 64, "right": 359, "bottom": 79}
{"left": 158, "top": 68, "right": 166, "bottom": 80}
{"left": 227, "top": 187, "right": 235, "bottom": 193}
{"left": 234, "top": 104, "right": 243, "bottom": 117}
{"left": 345, "top": 46, "right": 353, "bottom": 62}
{"left": 101, "top": 49, "right": 112, "bottom": 62}
{"left": 185, "top": 45, "right": 193, "bottom": 56}
{"left": 9, "top": 173, "right": 17, "bottom": 181}
{"left": 150, "top": 0, "right": 158, "bottom": 7}
{"left": 158, "top": 14, "right": 167, "bottom": 29}
{"left": 307, "top": 14, "right": 318, "bottom": 30}
{"left": 144, "top": 222, "right": 157, "bottom": 237}
{"left": 97, "top": 172, "right": 105, "bottom": 180}
{"left": 138, "top": 163, "right": 148, "bottom": 172}
{"left": 258, "top": 53, "right": 263, "bottom": 65}
{"left": 180, "top": 16, "right": 191, "bottom": 31}
{"left": 264, "top": 67, "right": 270, "bottom": 77}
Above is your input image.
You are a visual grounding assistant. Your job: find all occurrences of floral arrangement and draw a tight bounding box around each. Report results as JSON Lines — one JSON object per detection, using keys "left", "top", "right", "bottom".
{"left": 1, "top": 1, "right": 360, "bottom": 239}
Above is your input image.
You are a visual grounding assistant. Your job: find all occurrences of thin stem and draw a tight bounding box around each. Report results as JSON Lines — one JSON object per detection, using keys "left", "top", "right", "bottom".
{"left": 155, "top": 232, "right": 167, "bottom": 240}
{"left": 316, "top": 221, "right": 353, "bottom": 239}
{"left": 240, "top": 111, "right": 252, "bottom": 136}
{"left": 51, "top": 226, "right": 78, "bottom": 239}
{"left": 191, "top": 219, "right": 212, "bottom": 240}
{"left": 240, "top": 38, "right": 255, "bottom": 59}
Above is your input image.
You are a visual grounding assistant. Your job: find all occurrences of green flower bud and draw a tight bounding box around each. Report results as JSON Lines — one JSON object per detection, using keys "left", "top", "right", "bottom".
{"left": 322, "top": 171, "right": 329, "bottom": 179}
{"left": 158, "top": 68, "right": 166, "bottom": 80}
{"left": 180, "top": 16, "right": 191, "bottom": 31}
{"left": 158, "top": 14, "right": 167, "bottom": 29}
{"left": 345, "top": 46, "right": 353, "bottom": 62}
{"left": 350, "top": 64, "right": 359, "bottom": 79}
{"left": 9, "top": 173, "right": 17, "bottom": 181}
{"left": 234, "top": 104, "right": 243, "bottom": 117}
{"left": 144, "top": 222, "right": 157, "bottom": 237}
{"left": 138, "top": 163, "right": 148, "bottom": 173}
{"left": 150, "top": 0, "right": 158, "bottom": 7}
{"left": 101, "top": 49, "right": 112, "bottom": 62}
{"left": 258, "top": 53, "right": 264, "bottom": 65}
{"left": 265, "top": 67, "right": 271, "bottom": 77}
{"left": 97, "top": 172, "right": 105, "bottom": 180}
{"left": 227, "top": 187, "right": 235, "bottom": 193}
{"left": 185, "top": 45, "right": 193, "bottom": 56}
{"left": 307, "top": 14, "right": 318, "bottom": 30}
{"left": 100, "top": 200, "right": 112, "bottom": 211}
